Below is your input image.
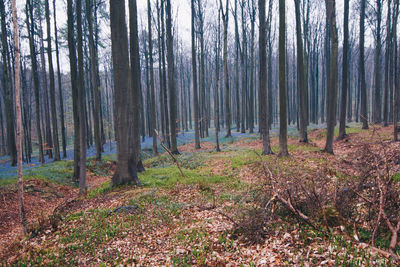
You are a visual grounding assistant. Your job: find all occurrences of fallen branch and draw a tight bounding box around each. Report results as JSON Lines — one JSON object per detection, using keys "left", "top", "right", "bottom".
{"left": 155, "top": 130, "right": 185, "bottom": 177}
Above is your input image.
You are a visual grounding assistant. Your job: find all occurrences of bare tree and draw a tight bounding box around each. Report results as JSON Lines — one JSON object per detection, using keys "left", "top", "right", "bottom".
{"left": 338, "top": 0, "right": 350, "bottom": 140}
{"left": 360, "top": 0, "right": 369, "bottom": 129}
{"left": 278, "top": 0, "right": 289, "bottom": 157}
{"left": 324, "top": 0, "right": 339, "bottom": 154}
{"left": 110, "top": 0, "right": 140, "bottom": 186}
{"left": 12, "top": 0, "right": 27, "bottom": 234}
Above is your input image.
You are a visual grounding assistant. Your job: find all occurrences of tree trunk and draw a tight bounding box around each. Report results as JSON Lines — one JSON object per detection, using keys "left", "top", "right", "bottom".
{"left": 191, "top": 0, "right": 200, "bottom": 149}
{"left": 338, "top": 0, "right": 349, "bottom": 140}
{"left": 25, "top": 0, "right": 44, "bottom": 164}
{"left": 45, "top": 0, "right": 60, "bottom": 161}
{"left": 76, "top": 0, "right": 87, "bottom": 195}
{"left": 147, "top": 0, "right": 158, "bottom": 156}
{"left": 110, "top": 0, "right": 139, "bottom": 186}
{"left": 12, "top": 0, "right": 27, "bottom": 234}
{"left": 259, "top": 0, "right": 273, "bottom": 155}
{"left": 394, "top": 0, "right": 399, "bottom": 141}
{"left": 86, "top": 0, "right": 102, "bottom": 161}
{"left": 324, "top": 0, "right": 339, "bottom": 154}
{"left": 360, "top": 0, "right": 369, "bottom": 129}
{"left": 53, "top": 0, "right": 66, "bottom": 158}
{"left": 0, "top": 0, "right": 17, "bottom": 166}
{"left": 294, "top": 0, "right": 308, "bottom": 143}
{"left": 165, "top": 0, "right": 179, "bottom": 154}
{"left": 278, "top": 0, "right": 289, "bottom": 157}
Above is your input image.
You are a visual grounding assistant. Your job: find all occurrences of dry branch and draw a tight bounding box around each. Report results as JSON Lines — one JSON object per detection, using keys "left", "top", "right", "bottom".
{"left": 155, "top": 130, "right": 185, "bottom": 177}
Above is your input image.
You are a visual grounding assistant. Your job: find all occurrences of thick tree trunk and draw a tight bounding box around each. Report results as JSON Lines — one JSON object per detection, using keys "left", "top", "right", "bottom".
{"left": 110, "top": 0, "right": 139, "bottom": 186}
{"left": 0, "top": 0, "right": 17, "bottom": 166}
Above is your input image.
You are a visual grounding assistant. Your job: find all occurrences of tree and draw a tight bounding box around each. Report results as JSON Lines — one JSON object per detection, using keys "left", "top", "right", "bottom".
{"left": 45, "top": 0, "right": 60, "bottom": 161}
{"left": 324, "top": 0, "right": 339, "bottom": 154}
{"left": 191, "top": 0, "right": 201, "bottom": 149}
{"left": 25, "top": 0, "right": 44, "bottom": 164}
{"left": 360, "top": 0, "right": 368, "bottom": 129}
{"left": 248, "top": 0, "right": 256, "bottom": 133}
{"left": 147, "top": 0, "right": 158, "bottom": 156}
{"left": 374, "top": 0, "right": 383, "bottom": 123}
{"left": 220, "top": 0, "right": 231, "bottom": 138}
{"left": 394, "top": 0, "right": 399, "bottom": 141}
{"left": 76, "top": 0, "right": 87, "bottom": 195}
{"left": 294, "top": 0, "right": 308, "bottom": 143}
{"left": 53, "top": 0, "right": 66, "bottom": 158}
{"left": 12, "top": 0, "right": 27, "bottom": 234}
{"left": 259, "top": 0, "right": 272, "bottom": 155}
{"left": 278, "top": 0, "right": 289, "bottom": 157}
{"left": 86, "top": 0, "right": 102, "bottom": 161}
{"left": 129, "top": 0, "right": 145, "bottom": 171}
{"left": 0, "top": 0, "right": 17, "bottom": 166}
{"left": 165, "top": 0, "right": 179, "bottom": 154}
{"left": 215, "top": 4, "right": 221, "bottom": 152}
{"left": 338, "top": 0, "right": 350, "bottom": 140}
{"left": 383, "top": 0, "right": 391, "bottom": 126}
{"left": 110, "top": 0, "right": 139, "bottom": 186}
{"left": 67, "top": 0, "right": 80, "bottom": 181}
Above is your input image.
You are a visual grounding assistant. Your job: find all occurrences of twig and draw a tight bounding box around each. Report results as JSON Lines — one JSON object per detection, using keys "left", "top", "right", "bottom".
{"left": 155, "top": 130, "right": 185, "bottom": 177}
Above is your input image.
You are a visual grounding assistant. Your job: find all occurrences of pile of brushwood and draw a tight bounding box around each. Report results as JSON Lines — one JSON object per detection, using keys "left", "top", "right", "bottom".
{"left": 234, "top": 134, "right": 400, "bottom": 260}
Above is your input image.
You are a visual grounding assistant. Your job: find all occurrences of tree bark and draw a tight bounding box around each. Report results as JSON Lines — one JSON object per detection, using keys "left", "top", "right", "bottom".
{"left": 110, "top": 0, "right": 139, "bottom": 186}
{"left": 324, "top": 0, "right": 339, "bottom": 154}
{"left": 12, "top": 0, "right": 27, "bottom": 234}
{"left": 338, "top": 0, "right": 350, "bottom": 140}
{"left": 278, "top": 0, "right": 289, "bottom": 157}
{"left": 45, "top": 0, "right": 60, "bottom": 161}
{"left": 360, "top": 0, "right": 369, "bottom": 129}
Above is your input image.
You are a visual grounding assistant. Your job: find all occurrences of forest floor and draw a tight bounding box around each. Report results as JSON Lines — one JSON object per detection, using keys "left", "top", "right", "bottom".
{"left": 1, "top": 124, "right": 400, "bottom": 265}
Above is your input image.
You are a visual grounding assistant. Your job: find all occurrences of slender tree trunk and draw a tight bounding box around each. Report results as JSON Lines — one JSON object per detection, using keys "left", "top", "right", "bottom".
{"left": 259, "top": 0, "right": 272, "bottom": 155}
{"left": 86, "top": 0, "right": 102, "bottom": 161}
{"left": 129, "top": 0, "right": 145, "bottom": 171}
{"left": 360, "top": 0, "right": 369, "bottom": 129}
{"left": 374, "top": 0, "right": 382, "bottom": 123}
{"left": 165, "top": 0, "right": 179, "bottom": 154}
{"left": 12, "top": 0, "right": 27, "bottom": 234}
{"left": 383, "top": 0, "right": 391, "bottom": 127}
{"left": 191, "top": 0, "right": 200, "bottom": 149}
{"left": 215, "top": 10, "right": 221, "bottom": 152}
{"left": 324, "top": 0, "right": 339, "bottom": 154}
{"left": 67, "top": 0, "right": 80, "bottom": 181}
{"left": 278, "top": 0, "right": 289, "bottom": 157}
{"left": 294, "top": 0, "right": 308, "bottom": 143}
{"left": 394, "top": 1, "right": 399, "bottom": 141}
{"left": 338, "top": 0, "right": 349, "bottom": 140}
{"left": 25, "top": 0, "right": 44, "bottom": 164}
{"left": 53, "top": 0, "right": 66, "bottom": 158}
{"left": 220, "top": 0, "right": 231, "bottom": 137}
{"left": 77, "top": 0, "right": 87, "bottom": 195}
{"left": 45, "top": 0, "right": 60, "bottom": 161}
{"left": 147, "top": 0, "right": 158, "bottom": 156}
